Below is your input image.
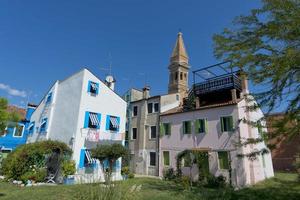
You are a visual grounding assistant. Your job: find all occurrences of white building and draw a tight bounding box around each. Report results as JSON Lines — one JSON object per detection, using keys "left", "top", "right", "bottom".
{"left": 27, "top": 68, "right": 127, "bottom": 182}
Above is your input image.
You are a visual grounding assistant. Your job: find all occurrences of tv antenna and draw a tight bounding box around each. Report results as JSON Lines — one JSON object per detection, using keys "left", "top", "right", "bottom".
{"left": 99, "top": 52, "right": 113, "bottom": 76}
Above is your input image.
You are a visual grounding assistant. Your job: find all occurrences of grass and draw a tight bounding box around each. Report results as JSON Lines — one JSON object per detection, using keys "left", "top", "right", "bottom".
{"left": 0, "top": 173, "right": 299, "bottom": 200}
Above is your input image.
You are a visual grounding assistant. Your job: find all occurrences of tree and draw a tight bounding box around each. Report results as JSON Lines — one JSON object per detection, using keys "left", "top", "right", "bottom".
{"left": 91, "top": 143, "right": 129, "bottom": 184}
{"left": 213, "top": 0, "right": 300, "bottom": 140}
{"left": 0, "top": 97, "right": 21, "bottom": 136}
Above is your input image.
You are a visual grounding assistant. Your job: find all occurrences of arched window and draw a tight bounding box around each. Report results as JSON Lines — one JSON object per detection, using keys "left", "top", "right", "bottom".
{"left": 175, "top": 72, "right": 178, "bottom": 80}
{"left": 180, "top": 72, "right": 183, "bottom": 80}
{"left": 184, "top": 73, "right": 187, "bottom": 80}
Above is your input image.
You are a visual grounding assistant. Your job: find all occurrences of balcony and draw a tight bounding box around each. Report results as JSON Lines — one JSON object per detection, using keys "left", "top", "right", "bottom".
{"left": 193, "top": 73, "right": 241, "bottom": 96}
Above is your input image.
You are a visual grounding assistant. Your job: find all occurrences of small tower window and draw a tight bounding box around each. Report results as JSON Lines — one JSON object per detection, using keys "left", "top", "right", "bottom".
{"left": 175, "top": 72, "right": 178, "bottom": 80}
{"left": 184, "top": 73, "right": 187, "bottom": 80}
{"left": 180, "top": 72, "right": 183, "bottom": 80}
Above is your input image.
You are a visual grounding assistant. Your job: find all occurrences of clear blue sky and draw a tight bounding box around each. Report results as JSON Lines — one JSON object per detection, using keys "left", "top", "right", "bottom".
{"left": 0, "top": 0, "right": 261, "bottom": 107}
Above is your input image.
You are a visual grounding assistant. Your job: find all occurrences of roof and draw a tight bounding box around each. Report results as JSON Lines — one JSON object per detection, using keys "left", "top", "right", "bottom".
{"left": 170, "top": 32, "right": 189, "bottom": 64}
{"left": 7, "top": 105, "right": 26, "bottom": 119}
{"left": 161, "top": 99, "right": 242, "bottom": 116}
{"left": 130, "top": 95, "right": 161, "bottom": 104}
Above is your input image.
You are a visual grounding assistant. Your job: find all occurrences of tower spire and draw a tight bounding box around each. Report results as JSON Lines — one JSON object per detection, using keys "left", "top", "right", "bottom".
{"left": 170, "top": 32, "right": 189, "bottom": 65}
{"left": 168, "top": 32, "right": 190, "bottom": 99}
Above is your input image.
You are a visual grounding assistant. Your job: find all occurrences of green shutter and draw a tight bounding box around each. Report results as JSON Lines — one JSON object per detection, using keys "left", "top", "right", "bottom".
{"left": 220, "top": 118, "right": 224, "bottom": 132}
{"left": 160, "top": 123, "right": 165, "bottom": 136}
{"left": 163, "top": 151, "right": 170, "bottom": 166}
{"left": 188, "top": 121, "right": 191, "bottom": 134}
{"left": 194, "top": 119, "right": 200, "bottom": 134}
{"left": 168, "top": 123, "right": 171, "bottom": 135}
{"left": 204, "top": 119, "right": 208, "bottom": 133}
{"left": 183, "top": 122, "right": 186, "bottom": 134}
{"left": 229, "top": 116, "right": 234, "bottom": 131}
{"left": 218, "top": 152, "right": 229, "bottom": 170}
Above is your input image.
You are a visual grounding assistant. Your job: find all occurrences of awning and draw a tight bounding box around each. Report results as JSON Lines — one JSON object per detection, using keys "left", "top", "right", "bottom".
{"left": 90, "top": 83, "right": 98, "bottom": 90}
{"left": 89, "top": 113, "right": 99, "bottom": 126}
{"left": 40, "top": 119, "right": 47, "bottom": 127}
{"left": 85, "top": 150, "right": 97, "bottom": 164}
{"left": 110, "top": 117, "right": 119, "bottom": 129}
{"left": 28, "top": 123, "right": 34, "bottom": 130}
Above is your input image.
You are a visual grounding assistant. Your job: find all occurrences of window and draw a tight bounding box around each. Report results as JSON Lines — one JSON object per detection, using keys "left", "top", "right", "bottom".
{"left": 195, "top": 119, "right": 207, "bottom": 133}
{"left": 150, "top": 126, "right": 156, "bottom": 139}
{"left": 184, "top": 73, "right": 187, "bottom": 80}
{"left": 163, "top": 151, "right": 170, "bottom": 166}
{"left": 40, "top": 118, "right": 47, "bottom": 133}
{"left": 183, "top": 121, "right": 192, "bottom": 134}
{"left": 84, "top": 112, "right": 101, "bottom": 129}
{"left": 175, "top": 72, "right": 178, "bottom": 80}
{"left": 161, "top": 123, "right": 171, "bottom": 136}
{"left": 154, "top": 103, "right": 159, "bottom": 113}
{"left": 106, "top": 115, "right": 120, "bottom": 132}
{"left": 218, "top": 151, "right": 229, "bottom": 170}
{"left": 132, "top": 128, "right": 137, "bottom": 140}
{"left": 88, "top": 81, "right": 99, "bottom": 95}
{"left": 79, "top": 149, "right": 96, "bottom": 168}
{"left": 14, "top": 124, "right": 24, "bottom": 137}
{"left": 147, "top": 103, "right": 153, "bottom": 113}
{"left": 5, "top": 125, "right": 15, "bottom": 136}
{"left": 220, "top": 116, "right": 234, "bottom": 132}
{"left": 133, "top": 106, "right": 138, "bottom": 116}
{"left": 28, "top": 122, "right": 35, "bottom": 134}
{"left": 46, "top": 92, "right": 52, "bottom": 104}
{"left": 150, "top": 152, "right": 156, "bottom": 166}
{"left": 180, "top": 72, "right": 183, "bottom": 80}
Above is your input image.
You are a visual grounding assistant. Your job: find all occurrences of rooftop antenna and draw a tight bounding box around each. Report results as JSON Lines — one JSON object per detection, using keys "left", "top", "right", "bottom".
{"left": 99, "top": 52, "right": 113, "bottom": 76}
{"left": 138, "top": 72, "right": 147, "bottom": 87}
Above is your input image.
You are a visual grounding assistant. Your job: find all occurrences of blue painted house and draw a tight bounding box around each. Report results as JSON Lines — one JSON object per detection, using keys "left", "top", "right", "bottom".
{"left": 0, "top": 104, "right": 36, "bottom": 155}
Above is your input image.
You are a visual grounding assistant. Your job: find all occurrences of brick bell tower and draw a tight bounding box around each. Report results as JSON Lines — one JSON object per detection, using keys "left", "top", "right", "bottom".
{"left": 168, "top": 32, "right": 190, "bottom": 99}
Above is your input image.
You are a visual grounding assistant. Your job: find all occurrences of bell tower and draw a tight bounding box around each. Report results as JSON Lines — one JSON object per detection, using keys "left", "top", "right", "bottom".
{"left": 168, "top": 32, "right": 190, "bottom": 99}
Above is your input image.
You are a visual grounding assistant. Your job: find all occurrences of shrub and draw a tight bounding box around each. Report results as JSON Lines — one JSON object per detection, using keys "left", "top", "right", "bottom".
{"left": 163, "top": 167, "right": 176, "bottom": 180}
{"left": 20, "top": 167, "right": 46, "bottom": 183}
{"left": 2, "top": 140, "right": 72, "bottom": 180}
{"left": 62, "top": 160, "right": 76, "bottom": 177}
{"left": 295, "top": 154, "right": 300, "bottom": 182}
{"left": 181, "top": 176, "right": 191, "bottom": 190}
{"left": 206, "top": 174, "right": 227, "bottom": 188}
{"left": 128, "top": 173, "right": 135, "bottom": 179}
{"left": 121, "top": 166, "right": 130, "bottom": 176}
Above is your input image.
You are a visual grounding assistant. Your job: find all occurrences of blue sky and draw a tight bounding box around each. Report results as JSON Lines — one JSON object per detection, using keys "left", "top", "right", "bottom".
{"left": 0, "top": 0, "right": 262, "bottom": 107}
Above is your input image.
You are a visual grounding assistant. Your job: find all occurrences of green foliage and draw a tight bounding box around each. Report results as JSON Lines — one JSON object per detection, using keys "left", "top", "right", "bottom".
{"left": 128, "top": 173, "right": 135, "bottom": 179}
{"left": 1, "top": 140, "right": 72, "bottom": 180}
{"left": 180, "top": 176, "right": 191, "bottom": 190}
{"left": 206, "top": 174, "right": 227, "bottom": 188}
{"left": 62, "top": 160, "right": 76, "bottom": 177}
{"left": 213, "top": 0, "right": 300, "bottom": 139}
{"left": 163, "top": 167, "right": 176, "bottom": 180}
{"left": 295, "top": 153, "right": 300, "bottom": 182}
{"left": 0, "top": 97, "right": 21, "bottom": 136}
{"left": 121, "top": 166, "right": 130, "bottom": 176}
{"left": 91, "top": 143, "right": 129, "bottom": 184}
{"left": 20, "top": 167, "right": 47, "bottom": 183}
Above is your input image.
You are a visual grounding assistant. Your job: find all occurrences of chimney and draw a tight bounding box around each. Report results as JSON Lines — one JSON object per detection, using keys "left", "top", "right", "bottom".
{"left": 238, "top": 71, "right": 249, "bottom": 94}
{"left": 142, "top": 86, "right": 150, "bottom": 99}
{"left": 105, "top": 75, "right": 116, "bottom": 91}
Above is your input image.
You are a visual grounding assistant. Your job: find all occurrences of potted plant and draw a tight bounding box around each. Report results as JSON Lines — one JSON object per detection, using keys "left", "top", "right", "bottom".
{"left": 61, "top": 160, "right": 76, "bottom": 185}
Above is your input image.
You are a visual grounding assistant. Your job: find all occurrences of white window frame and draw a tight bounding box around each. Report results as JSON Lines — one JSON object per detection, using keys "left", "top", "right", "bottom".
{"left": 219, "top": 115, "right": 234, "bottom": 133}
{"left": 13, "top": 124, "right": 24, "bottom": 138}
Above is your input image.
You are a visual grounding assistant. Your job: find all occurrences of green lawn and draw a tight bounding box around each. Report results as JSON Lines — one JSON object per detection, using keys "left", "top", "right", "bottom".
{"left": 0, "top": 173, "right": 299, "bottom": 200}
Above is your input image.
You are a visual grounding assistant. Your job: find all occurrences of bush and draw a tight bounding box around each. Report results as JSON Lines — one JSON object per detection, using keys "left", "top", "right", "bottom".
{"left": 20, "top": 166, "right": 46, "bottom": 183}
{"left": 121, "top": 166, "right": 130, "bottom": 176}
{"left": 295, "top": 154, "right": 300, "bottom": 182}
{"left": 206, "top": 174, "right": 227, "bottom": 188}
{"left": 163, "top": 167, "right": 176, "bottom": 180}
{"left": 181, "top": 176, "right": 191, "bottom": 190}
{"left": 2, "top": 140, "right": 72, "bottom": 180}
{"left": 62, "top": 160, "right": 76, "bottom": 177}
{"left": 128, "top": 173, "right": 135, "bottom": 179}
